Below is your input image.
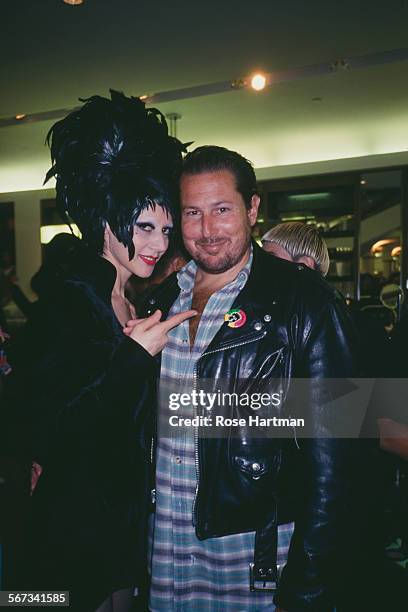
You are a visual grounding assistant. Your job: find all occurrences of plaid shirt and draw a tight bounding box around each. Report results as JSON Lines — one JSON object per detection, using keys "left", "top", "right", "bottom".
{"left": 149, "top": 249, "right": 294, "bottom": 611}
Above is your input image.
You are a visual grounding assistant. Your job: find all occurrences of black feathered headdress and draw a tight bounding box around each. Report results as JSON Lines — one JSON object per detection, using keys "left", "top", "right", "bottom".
{"left": 44, "top": 89, "right": 189, "bottom": 258}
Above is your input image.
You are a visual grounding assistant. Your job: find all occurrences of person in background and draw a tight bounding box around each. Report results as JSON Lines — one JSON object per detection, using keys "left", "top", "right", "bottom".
{"left": 261, "top": 221, "right": 330, "bottom": 276}
{"left": 2, "top": 90, "right": 195, "bottom": 612}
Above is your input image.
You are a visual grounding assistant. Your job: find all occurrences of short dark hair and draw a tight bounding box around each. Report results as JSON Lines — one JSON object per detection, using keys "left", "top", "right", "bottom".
{"left": 181, "top": 145, "right": 259, "bottom": 208}
{"left": 44, "top": 90, "right": 187, "bottom": 258}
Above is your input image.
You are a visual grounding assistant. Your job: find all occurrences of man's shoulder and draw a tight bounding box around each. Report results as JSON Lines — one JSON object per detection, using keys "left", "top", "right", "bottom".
{"left": 253, "top": 248, "right": 339, "bottom": 307}
{"left": 137, "top": 272, "right": 180, "bottom": 317}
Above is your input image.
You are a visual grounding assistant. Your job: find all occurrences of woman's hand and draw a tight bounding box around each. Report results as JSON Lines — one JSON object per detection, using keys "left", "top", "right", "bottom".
{"left": 31, "top": 461, "right": 43, "bottom": 495}
{"left": 123, "top": 309, "right": 197, "bottom": 356}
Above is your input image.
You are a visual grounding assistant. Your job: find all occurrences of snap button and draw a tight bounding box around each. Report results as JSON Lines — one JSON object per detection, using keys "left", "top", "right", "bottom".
{"left": 254, "top": 322, "right": 263, "bottom": 331}
{"left": 251, "top": 462, "right": 261, "bottom": 472}
{"left": 264, "top": 314, "right": 272, "bottom": 322}
{"left": 174, "top": 456, "right": 182, "bottom": 464}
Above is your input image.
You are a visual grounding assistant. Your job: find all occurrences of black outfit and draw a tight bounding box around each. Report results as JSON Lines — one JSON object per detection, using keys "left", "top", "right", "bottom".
{"left": 140, "top": 243, "right": 369, "bottom": 612}
{"left": 3, "top": 239, "right": 155, "bottom": 611}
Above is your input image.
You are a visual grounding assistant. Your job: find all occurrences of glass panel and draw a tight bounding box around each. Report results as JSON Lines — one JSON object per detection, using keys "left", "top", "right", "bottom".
{"left": 359, "top": 170, "right": 402, "bottom": 304}
{"left": 0, "top": 202, "right": 15, "bottom": 273}
{"left": 264, "top": 185, "right": 356, "bottom": 297}
{"left": 0, "top": 202, "right": 17, "bottom": 330}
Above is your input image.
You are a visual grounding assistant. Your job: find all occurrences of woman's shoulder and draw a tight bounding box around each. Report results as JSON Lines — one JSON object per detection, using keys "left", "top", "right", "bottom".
{"left": 36, "top": 235, "right": 116, "bottom": 307}
{"left": 23, "top": 265, "right": 116, "bottom": 358}
{"left": 36, "top": 276, "right": 106, "bottom": 328}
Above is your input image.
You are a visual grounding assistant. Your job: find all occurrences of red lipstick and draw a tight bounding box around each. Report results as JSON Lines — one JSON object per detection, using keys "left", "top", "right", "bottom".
{"left": 139, "top": 255, "right": 158, "bottom": 266}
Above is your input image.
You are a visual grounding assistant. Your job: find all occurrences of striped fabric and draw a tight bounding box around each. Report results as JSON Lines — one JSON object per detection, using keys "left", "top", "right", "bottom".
{"left": 149, "top": 249, "right": 294, "bottom": 611}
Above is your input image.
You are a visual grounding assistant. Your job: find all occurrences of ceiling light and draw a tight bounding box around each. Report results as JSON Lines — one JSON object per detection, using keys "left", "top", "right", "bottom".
{"left": 63, "top": 0, "right": 84, "bottom": 5}
{"left": 15, "top": 114, "right": 27, "bottom": 120}
{"left": 250, "top": 73, "right": 267, "bottom": 91}
{"left": 360, "top": 179, "right": 367, "bottom": 185}
{"left": 288, "top": 192, "right": 330, "bottom": 202}
{"left": 281, "top": 215, "right": 316, "bottom": 221}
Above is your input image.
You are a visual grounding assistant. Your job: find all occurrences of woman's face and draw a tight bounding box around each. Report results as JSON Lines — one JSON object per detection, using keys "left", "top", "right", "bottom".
{"left": 104, "top": 205, "right": 173, "bottom": 279}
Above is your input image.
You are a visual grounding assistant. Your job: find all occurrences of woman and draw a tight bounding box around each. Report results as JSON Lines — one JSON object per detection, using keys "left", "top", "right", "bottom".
{"left": 6, "top": 90, "right": 195, "bottom": 611}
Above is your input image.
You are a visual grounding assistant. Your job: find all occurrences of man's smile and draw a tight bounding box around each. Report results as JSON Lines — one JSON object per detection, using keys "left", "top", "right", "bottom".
{"left": 196, "top": 239, "right": 228, "bottom": 254}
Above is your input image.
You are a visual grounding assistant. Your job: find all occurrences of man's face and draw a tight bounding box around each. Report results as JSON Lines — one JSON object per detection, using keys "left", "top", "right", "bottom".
{"left": 180, "top": 170, "right": 259, "bottom": 274}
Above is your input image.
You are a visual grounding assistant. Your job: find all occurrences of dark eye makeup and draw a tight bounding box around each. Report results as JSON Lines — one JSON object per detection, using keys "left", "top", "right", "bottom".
{"left": 135, "top": 222, "right": 173, "bottom": 235}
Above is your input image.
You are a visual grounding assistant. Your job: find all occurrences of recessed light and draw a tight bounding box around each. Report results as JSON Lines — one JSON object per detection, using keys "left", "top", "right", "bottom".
{"left": 250, "top": 73, "right": 267, "bottom": 91}
{"left": 63, "top": 0, "right": 84, "bottom": 5}
{"left": 360, "top": 179, "right": 367, "bottom": 185}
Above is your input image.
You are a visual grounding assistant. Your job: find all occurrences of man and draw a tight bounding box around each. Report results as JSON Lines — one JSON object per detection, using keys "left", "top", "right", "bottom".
{"left": 144, "top": 146, "right": 359, "bottom": 611}
{"left": 261, "top": 221, "right": 330, "bottom": 276}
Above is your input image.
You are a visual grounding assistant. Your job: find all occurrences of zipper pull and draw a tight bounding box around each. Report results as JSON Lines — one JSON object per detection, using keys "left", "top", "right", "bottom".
{"left": 150, "top": 437, "right": 154, "bottom": 464}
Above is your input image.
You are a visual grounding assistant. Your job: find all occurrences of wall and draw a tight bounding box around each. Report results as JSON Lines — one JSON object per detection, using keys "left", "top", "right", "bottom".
{"left": 0, "top": 188, "right": 55, "bottom": 298}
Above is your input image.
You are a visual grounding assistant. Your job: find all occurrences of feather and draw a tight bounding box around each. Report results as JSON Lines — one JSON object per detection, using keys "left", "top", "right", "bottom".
{"left": 43, "top": 89, "right": 190, "bottom": 257}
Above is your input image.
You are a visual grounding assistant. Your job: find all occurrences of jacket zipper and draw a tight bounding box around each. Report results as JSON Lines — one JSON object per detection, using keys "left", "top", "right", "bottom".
{"left": 150, "top": 437, "right": 156, "bottom": 504}
{"left": 192, "top": 331, "right": 267, "bottom": 526}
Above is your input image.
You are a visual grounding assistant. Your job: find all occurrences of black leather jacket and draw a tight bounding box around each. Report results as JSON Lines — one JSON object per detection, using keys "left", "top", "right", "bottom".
{"left": 142, "top": 243, "right": 360, "bottom": 612}
{"left": 4, "top": 239, "right": 155, "bottom": 611}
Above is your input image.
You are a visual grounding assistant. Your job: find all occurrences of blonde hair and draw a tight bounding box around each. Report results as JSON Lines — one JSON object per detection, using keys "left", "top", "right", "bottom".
{"left": 261, "top": 222, "right": 330, "bottom": 276}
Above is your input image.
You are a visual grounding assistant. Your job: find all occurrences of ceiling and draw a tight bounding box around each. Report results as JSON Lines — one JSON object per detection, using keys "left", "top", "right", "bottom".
{"left": 2, "top": 0, "right": 408, "bottom": 194}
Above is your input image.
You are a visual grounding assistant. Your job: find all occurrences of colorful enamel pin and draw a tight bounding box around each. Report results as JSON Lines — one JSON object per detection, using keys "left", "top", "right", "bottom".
{"left": 224, "top": 308, "right": 247, "bottom": 329}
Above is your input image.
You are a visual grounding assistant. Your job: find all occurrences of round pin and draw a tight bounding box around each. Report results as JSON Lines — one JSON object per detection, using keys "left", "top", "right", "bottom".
{"left": 264, "top": 314, "right": 272, "bottom": 322}
{"left": 224, "top": 308, "right": 247, "bottom": 329}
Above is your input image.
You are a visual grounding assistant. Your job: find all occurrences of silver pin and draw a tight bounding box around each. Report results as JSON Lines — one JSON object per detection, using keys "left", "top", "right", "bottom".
{"left": 252, "top": 462, "right": 261, "bottom": 472}
{"left": 254, "top": 322, "right": 263, "bottom": 331}
{"left": 264, "top": 314, "right": 272, "bottom": 322}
